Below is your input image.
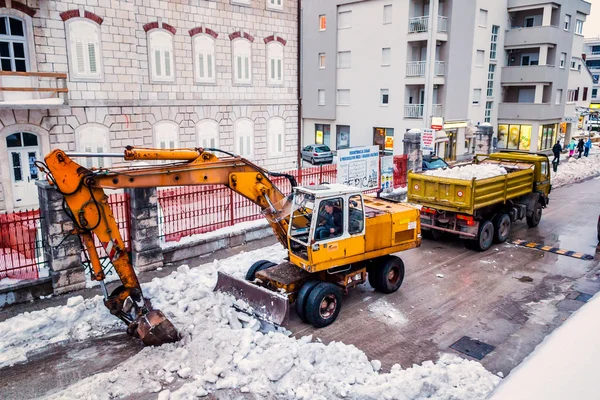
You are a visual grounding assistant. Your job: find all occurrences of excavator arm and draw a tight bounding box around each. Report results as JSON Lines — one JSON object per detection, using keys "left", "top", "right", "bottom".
{"left": 39, "top": 147, "right": 296, "bottom": 345}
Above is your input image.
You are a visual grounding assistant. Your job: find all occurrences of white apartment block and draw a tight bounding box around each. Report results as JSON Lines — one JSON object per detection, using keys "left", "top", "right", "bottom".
{"left": 583, "top": 37, "right": 600, "bottom": 106}
{"left": 301, "top": 0, "right": 592, "bottom": 161}
{"left": 0, "top": 0, "right": 298, "bottom": 211}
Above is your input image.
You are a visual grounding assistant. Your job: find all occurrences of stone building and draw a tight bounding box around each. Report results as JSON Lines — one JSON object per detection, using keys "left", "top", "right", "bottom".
{"left": 0, "top": 0, "right": 299, "bottom": 211}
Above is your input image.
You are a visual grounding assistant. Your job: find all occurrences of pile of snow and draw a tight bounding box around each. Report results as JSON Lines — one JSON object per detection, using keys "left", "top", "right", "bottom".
{"left": 423, "top": 164, "right": 507, "bottom": 180}
{"left": 161, "top": 219, "right": 269, "bottom": 249}
{"left": 367, "top": 299, "right": 408, "bottom": 326}
{"left": 0, "top": 244, "right": 500, "bottom": 399}
{"left": 551, "top": 154, "right": 600, "bottom": 188}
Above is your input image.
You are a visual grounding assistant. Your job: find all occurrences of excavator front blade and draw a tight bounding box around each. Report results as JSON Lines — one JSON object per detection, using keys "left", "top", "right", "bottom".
{"left": 135, "top": 309, "right": 180, "bottom": 346}
{"left": 214, "top": 271, "right": 290, "bottom": 326}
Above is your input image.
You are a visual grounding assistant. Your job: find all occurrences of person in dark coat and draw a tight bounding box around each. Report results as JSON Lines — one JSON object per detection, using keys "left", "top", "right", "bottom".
{"left": 577, "top": 138, "right": 585, "bottom": 159}
{"left": 315, "top": 201, "right": 343, "bottom": 240}
{"left": 552, "top": 141, "right": 562, "bottom": 165}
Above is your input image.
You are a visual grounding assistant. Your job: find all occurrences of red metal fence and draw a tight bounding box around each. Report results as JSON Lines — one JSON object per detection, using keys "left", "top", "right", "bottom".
{"left": 393, "top": 155, "right": 409, "bottom": 188}
{"left": 0, "top": 209, "right": 44, "bottom": 280}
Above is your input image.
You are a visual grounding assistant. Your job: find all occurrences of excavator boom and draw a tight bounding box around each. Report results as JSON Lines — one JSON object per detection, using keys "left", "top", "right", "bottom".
{"left": 39, "top": 147, "right": 296, "bottom": 344}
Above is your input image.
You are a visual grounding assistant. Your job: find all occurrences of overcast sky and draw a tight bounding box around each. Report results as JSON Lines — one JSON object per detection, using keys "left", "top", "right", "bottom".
{"left": 584, "top": 1, "right": 600, "bottom": 38}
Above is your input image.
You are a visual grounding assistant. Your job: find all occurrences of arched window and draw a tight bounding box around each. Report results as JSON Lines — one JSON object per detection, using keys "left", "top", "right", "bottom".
{"left": 267, "top": 42, "right": 284, "bottom": 85}
{"left": 197, "top": 119, "right": 219, "bottom": 150}
{"left": 76, "top": 125, "right": 109, "bottom": 168}
{"left": 267, "top": 117, "right": 285, "bottom": 155}
{"left": 148, "top": 30, "right": 174, "bottom": 82}
{"left": 193, "top": 35, "right": 216, "bottom": 84}
{"left": 232, "top": 39, "right": 251, "bottom": 84}
{"left": 154, "top": 121, "right": 179, "bottom": 149}
{"left": 234, "top": 119, "right": 254, "bottom": 158}
{"left": 0, "top": 16, "right": 28, "bottom": 72}
{"left": 66, "top": 20, "right": 102, "bottom": 80}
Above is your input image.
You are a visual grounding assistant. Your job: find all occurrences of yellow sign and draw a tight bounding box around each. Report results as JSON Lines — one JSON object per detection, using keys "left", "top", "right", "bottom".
{"left": 590, "top": 104, "right": 600, "bottom": 109}
{"left": 385, "top": 136, "right": 394, "bottom": 150}
{"left": 315, "top": 130, "right": 323, "bottom": 144}
{"left": 443, "top": 121, "right": 468, "bottom": 129}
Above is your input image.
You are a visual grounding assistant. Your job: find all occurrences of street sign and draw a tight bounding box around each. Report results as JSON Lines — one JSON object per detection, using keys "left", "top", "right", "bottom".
{"left": 431, "top": 117, "right": 444, "bottom": 130}
{"left": 337, "top": 146, "right": 380, "bottom": 190}
{"left": 421, "top": 129, "right": 435, "bottom": 155}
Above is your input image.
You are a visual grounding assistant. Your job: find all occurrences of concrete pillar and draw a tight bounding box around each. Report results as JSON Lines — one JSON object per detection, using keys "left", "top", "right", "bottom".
{"left": 542, "top": 4, "right": 552, "bottom": 26}
{"left": 539, "top": 45, "right": 549, "bottom": 65}
{"left": 403, "top": 129, "right": 423, "bottom": 173}
{"left": 126, "top": 187, "right": 164, "bottom": 272}
{"left": 535, "top": 84, "right": 544, "bottom": 103}
{"left": 474, "top": 123, "right": 494, "bottom": 154}
{"left": 36, "top": 181, "right": 85, "bottom": 295}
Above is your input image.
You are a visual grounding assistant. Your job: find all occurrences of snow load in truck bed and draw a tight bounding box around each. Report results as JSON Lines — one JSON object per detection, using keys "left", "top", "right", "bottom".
{"left": 423, "top": 164, "right": 508, "bottom": 180}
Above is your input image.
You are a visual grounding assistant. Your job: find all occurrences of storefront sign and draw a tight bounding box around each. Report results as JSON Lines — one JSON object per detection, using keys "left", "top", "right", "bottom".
{"left": 421, "top": 129, "right": 435, "bottom": 155}
{"left": 431, "top": 117, "right": 444, "bottom": 130}
{"left": 380, "top": 156, "right": 394, "bottom": 193}
{"left": 562, "top": 116, "right": 576, "bottom": 123}
{"left": 337, "top": 146, "right": 380, "bottom": 190}
{"left": 443, "top": 121, "right": 468, "bottom": 129}
{"left": 385, "top": 135, "right": 394, "bottom": 151}
{"left": 590, "top": 104, "right": 600, "bottom": 109}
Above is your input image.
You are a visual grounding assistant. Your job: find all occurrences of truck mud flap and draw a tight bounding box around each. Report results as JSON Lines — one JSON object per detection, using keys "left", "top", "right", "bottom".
{"left": 214, "top": 271, "right": 290, "bottom": 326}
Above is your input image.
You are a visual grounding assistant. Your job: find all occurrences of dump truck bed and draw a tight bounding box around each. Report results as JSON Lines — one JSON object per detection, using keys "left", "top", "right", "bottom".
{"left": 407, "top": 160, "right": 535, "bottom": 215}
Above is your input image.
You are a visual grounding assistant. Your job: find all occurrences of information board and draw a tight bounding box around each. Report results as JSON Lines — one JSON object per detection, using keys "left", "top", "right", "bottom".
{"left": 421, "top": 129, "right": 435, "bottom": 155}
{"left": 380, "top": 156, "right": 394, "bottom": 193}
{"left": 337, "top": 146, "right": 380, "bottom": 190}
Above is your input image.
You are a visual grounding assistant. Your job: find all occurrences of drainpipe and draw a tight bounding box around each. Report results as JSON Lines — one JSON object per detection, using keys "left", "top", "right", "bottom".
{"left": 297, "top": 0, "right": 303, "bottom": 177}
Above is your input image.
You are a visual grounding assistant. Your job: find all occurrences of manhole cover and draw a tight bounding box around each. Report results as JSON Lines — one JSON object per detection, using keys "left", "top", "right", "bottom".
{"left": 450, "top": 336, "right": 495, "bottom": 360}
{"left": 574, "top": 293, "right": 593, "bottom": 303}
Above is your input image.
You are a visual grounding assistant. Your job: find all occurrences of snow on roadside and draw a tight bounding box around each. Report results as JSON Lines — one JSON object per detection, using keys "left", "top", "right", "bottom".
{"left": 367, "top": 299, "right": 408, "bottom": 326}
{"left": 161, "top": 219, "right": 269, "bottom": 249}
{"left": 424, "top": 164, "right": 507, "bottom": 180}
{"left": 0, "top": 243, "right": 498, "bottom": 400}
{"left": 551, "top": 154, "right": 600, "bottom": 188}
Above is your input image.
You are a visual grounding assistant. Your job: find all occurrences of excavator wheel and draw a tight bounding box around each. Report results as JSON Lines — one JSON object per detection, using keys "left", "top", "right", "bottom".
{"left": 245, "top": 260, "right": 276, "bottom": 281}
{"left": 305, "top": 282, "right": 343, "bottom": 328}
{"left": 368, "top": 256, "right": 405, "bottom": 294}
{"left": 295, "top": 280, "right": 320, "bottom": 323}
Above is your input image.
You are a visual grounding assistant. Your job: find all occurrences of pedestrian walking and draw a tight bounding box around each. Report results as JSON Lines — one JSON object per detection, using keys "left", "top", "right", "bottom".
{"left": 584, "top": 137, "right": 593, "bottom": 157}
{"left": 577, "top": 138, "right": 584, "bottom": 159}
{"left": 552, "top": 140, "right": 562, "bottom": 170}
{"left": 567, "top": 138, "right": 577, "bottom": 157}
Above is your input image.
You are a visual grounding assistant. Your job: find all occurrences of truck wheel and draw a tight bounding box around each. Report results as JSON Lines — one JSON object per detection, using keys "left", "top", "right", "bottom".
{"left": 295, "top": 280, "right": 320, "bottom": 323}
{"left": 422, "top": 229, "right": 433, "bottom": 240}
{"left": 245, "top": 260, "right": 275, "bottom": 281}
{"left": 493, "top": 213, "right": 511, "bottom": 243}
{"left": 527, "top": 202, "right": 543, "bottom": 228}
{"left": 475, "top": 220, "right": 494, "bottom": 251}
{"left": 305, "top": 282, "right": 343, "bottom": 328}
{"left": 368, "top": 256, "right": 405, "bottom": 294}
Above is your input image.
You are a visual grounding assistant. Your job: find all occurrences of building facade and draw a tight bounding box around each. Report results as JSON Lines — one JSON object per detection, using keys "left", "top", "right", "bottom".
{"left": 583, "top": 36, "right": 600, "bottom": 108}
{"left": 301, "top": 0, "right": 592, "bottom": 160}
{"left": 0, "top": 0, "right": 299, "bottom": 211}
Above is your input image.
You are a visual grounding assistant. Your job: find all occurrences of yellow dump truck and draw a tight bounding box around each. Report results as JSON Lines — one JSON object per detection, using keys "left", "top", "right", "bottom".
{"left": 408, "top": 152, "right": 551, "bottom": 251}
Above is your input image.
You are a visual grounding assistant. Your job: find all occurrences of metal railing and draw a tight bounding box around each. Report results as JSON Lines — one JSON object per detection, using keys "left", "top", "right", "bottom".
{"left": 438, "top": 16, "right": 448, "bottom": 32}
{"left": 405, "top": 104, "right": 424, "bottom": 118}
{"left": 0, "top": 209, "right": 45, "bottom": 280}
{"left": 406, "top": 61, "right": 426, "bottom": 76}
{"left": 435, "top": 61, "right": 445, "bottom": 76}
{"left": 432, "top": 104, "right": 443, "bottom": 117}
{"left": 408, "top": 16, "right": 429, "bottom": 33}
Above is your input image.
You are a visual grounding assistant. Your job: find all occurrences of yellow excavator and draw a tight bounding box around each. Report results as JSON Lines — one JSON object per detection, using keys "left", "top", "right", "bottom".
{"left": 38, "top": 147, "right": 421, "bottom": 345}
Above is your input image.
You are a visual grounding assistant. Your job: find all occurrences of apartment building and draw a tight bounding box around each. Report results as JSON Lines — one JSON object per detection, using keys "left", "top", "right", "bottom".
{"left": 583, "top": 36, "right": 600, "bottom": 107}
{"left": 301, "top": 0, "right": 592, "bottom": 160}
{"left": 0, "top": 0, "right": 298, "bottom": 212}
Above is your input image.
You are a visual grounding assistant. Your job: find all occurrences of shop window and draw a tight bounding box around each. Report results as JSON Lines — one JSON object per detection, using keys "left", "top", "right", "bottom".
{"left": 373, "top": 127, "right": 394, "bottom": 153}
{"left": 497, "top": 124, "right": 531, "bottom": 151}
{"left": 537, "top": 124, "right": 558, "bottom": 151}
{"left": 315, "top": 124, "right": 330, "bottom": 146}
{"left": 336, "top": 125, "right": 350, "bottom": 149}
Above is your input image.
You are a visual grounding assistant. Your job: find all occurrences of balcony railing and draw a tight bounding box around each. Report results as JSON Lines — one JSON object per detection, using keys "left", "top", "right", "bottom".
{"left": 432, "top": 104, "right": 443, "bottom": 117}
{"left": 435, "top": 61, "right": 445, "bottom": 76}
{"left": 438, "top": 16, "right": 448, "bottom": 32}
{"left": 0, "top": 71, "right": 68, "bottom": 107}
{"left": 405, "top": 104, "right": 442, "bottom": 118}
{"left": 408, "top": 16, "right": 428, "bottom": 33}
{"left": 406, "top": 61, "right": 426, "bottom": 77}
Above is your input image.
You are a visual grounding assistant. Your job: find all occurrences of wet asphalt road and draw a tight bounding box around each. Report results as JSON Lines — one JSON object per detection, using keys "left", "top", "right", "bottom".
{"left": 1, "top": 177, "right": 599, "bottom": 399}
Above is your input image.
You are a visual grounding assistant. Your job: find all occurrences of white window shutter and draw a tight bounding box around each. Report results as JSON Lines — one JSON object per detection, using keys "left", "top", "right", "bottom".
{"left": 277, "top": 59, "right": 282, "bottom": 80}
{"left": 244, "top": 57, "right": 249, "bottom": 80}
{"left": 237, "top": 56, "right": 242, "bottom": 79}
{"left": 164, "top": 50, "right": 171, "bottom": 77}
{"left": 271, "top": 58, "right": 275, "bottom": 79}
{"left": 75, "top": 41, "right": 85, "bottom": 73}
{"left": 198, "top": 53, "right": 205, "bottom": 78}
{"left": 155, "top": 49, "right": 162, "bottom": 77}
{"left": 207, "top": 54, "right": 213, "bottom": 78}
{"left": 88, "top": 43, "right": 97, "bottom": 73}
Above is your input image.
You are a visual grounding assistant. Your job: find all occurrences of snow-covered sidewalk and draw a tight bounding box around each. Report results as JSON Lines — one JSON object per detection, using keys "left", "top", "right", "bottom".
{"left": 551, "top": 153, "right": 600, "bottom": 188}
{"left": 0, "top": 244, "right": 500, "bottom": 400}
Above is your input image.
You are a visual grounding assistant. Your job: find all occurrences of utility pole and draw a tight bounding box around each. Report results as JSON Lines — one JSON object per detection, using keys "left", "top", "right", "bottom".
{"left": 423, "top": 0, "right": 439, "bottom": 130}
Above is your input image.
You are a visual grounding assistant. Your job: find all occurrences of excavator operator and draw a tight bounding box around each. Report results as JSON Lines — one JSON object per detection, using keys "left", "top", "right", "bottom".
{"left": 315, "top": 200, "right": 343, "bottom": 240}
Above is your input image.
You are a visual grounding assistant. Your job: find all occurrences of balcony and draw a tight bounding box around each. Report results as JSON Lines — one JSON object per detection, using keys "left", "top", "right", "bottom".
{"left": 404, "top": 104, "right": 443, "bottom": 119}
{"left": 501, "top": 65, "right": 557, "bottom": 84}
{"left": 505, "top": 26, "right": 562, "bottom": 48}
{"left": 406, "top": 61, "right": 445, "bottom": 77}
{"left": 408, "top": 16, "right": 449, "bottom": 33}
{"left": 0, "top": 71, "right": 68, "bottom": 108}
{"left": 498, "top": 102, "right": 563, "bottom": 121}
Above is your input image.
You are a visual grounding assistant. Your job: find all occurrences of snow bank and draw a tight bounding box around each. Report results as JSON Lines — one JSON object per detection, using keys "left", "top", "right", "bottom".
{"left": 489, "top": 291, "right": 600, "bottom": 400}
{"left": 1, "top": 243, "right": 500, "bottom": 399}
{"left": 551, "top": 154, "right": 600, "bottom": 188}
{"left": 423, "top": 164, "right": 507, "bottom": 180}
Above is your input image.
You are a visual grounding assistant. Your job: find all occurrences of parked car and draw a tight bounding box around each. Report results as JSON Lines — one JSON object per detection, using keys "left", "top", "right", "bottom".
{"left": 422, "top": 155, "right": 449, "bottom": 171}
{"left": 301, "top": 144, "right": 334, "bottom": 165}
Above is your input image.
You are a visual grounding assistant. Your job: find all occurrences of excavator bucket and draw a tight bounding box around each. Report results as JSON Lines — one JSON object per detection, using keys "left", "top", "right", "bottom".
{"left": 214, "top": 272, "right": 290, "bottom": 326}
{"left": 135, "top": 309, "right": 180, "bottom": 346}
